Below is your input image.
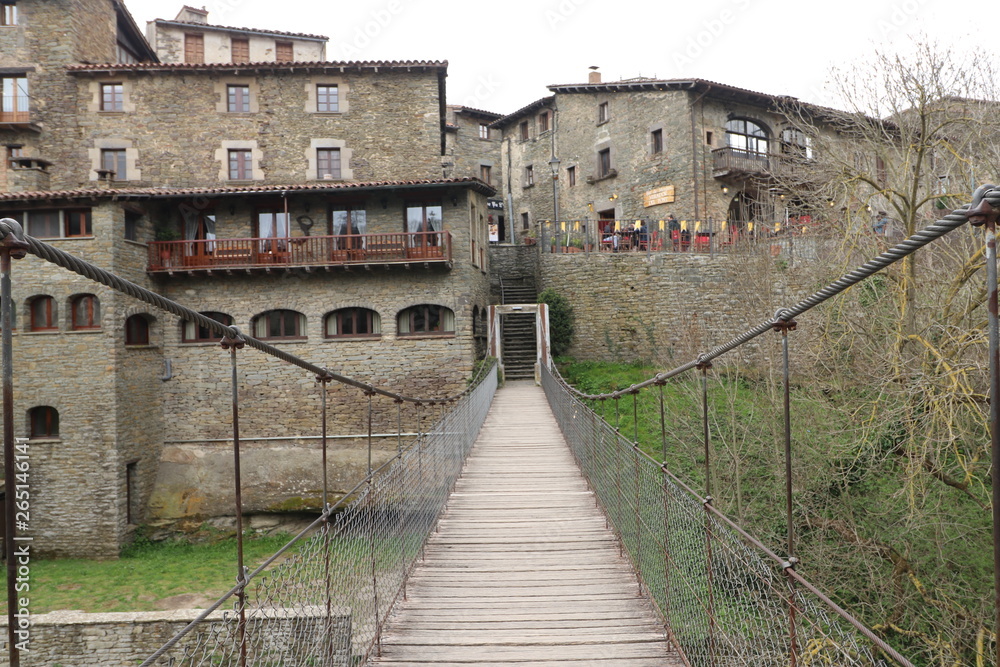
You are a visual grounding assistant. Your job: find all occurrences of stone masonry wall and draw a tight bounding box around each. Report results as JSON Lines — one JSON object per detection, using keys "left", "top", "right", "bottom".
{"left": 0, "top": 608, "right": 352, "bottom": 666}
{"left": 537, "top": 249, "right": 818, "bottom": 365}
{"left": 61, "top": 67, "right": 443, "bottom": 189}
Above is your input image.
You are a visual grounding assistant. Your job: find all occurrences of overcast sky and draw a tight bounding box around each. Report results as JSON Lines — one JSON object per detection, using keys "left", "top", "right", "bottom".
{"left": 123, "top": 0, "right": 986, "bottom": 115}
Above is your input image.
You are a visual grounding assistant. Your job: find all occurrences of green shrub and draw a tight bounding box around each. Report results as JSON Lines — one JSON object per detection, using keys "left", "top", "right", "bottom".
{"left": 538, "top": 288, "right": 575, "bottom": 356}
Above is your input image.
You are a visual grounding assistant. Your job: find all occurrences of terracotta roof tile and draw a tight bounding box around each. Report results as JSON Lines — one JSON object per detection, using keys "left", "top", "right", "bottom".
{"left": 66, "top": 60, "right": 448, "bottom": 73}
{"left": 0, "top": 178, "right": 495, "bottom": 203}
{"left": 154, "top": 18, "right": 328, "bottom": 41}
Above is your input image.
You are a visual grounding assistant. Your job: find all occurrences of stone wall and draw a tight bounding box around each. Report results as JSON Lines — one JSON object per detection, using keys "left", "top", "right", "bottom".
{"left": 0, "top": 608, "right": 351, "bottom": 666}
{"left": 63, "top": 67, "right": 443, "bottom": 189}
{"left": 537, "top": 248, "right": 819, "bottom": 365}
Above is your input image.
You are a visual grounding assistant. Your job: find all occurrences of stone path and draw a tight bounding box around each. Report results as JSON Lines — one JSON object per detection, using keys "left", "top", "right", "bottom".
{"left": 371, "top": 381, "right": 681, "bottom": 666}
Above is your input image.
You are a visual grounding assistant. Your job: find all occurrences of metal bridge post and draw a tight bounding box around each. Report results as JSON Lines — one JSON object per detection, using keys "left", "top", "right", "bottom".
{"left": 967, "top": 187, "right": 1000, "bottom": 666}
{"left": 220, "top": 331, "right": 248, "bottom": 667}
{"left": 774, "top": 315, "right": 799, "bottom": 666}
{"left": 316, "top": 374, "right": 335, "bottom": 665}
{"left": 697, "top": 360, "right": 712, "bottom": 497}
{"left": 0, "top": 220, "right": 27, "bottom": 667}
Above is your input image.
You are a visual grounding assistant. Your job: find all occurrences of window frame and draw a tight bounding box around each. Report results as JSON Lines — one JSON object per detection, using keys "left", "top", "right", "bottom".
{"left": 651, "top": 128, "right": 663, "bottom": 155}
{"left": 64, "top": 209, "right": 92, "bottom": 237}
{"left": 316, "top": 147, "right": 341, "bottom": 179}
{"left": 231, "top": 37, "right": 249, "bottom": 63}
{"left": 598, "top": 149, "right": 612, "bottom": 178}
{"left": 1, "top": 2, "right": 17, "bottom": 26}
{"left": 28, "top": 406, "right": 59, "bottom": 440}
{"left": 316, "top": 84, "right": 339, "bottom": 113}
{"left": 397, "top": 304, "right": 455, "bottom": 337}
{"left": 598, "top": 102, "right": 609, "bottom": 124}
{"left": 184, "top": 33, "right": 204, "bottom": 64}
{"left": 181, "top": 311, "right": 233, "bottom": 343}
{"left": 228, "top": 148, "right": 253, "bottom": 180}
{"left": 253, "top": 309, "right": 306, "bottom": 340}
{"left": 227, "top": 84, "right": 251, "bottom": 113}
{"left": 101, "top": 148, "right": 127, "bottom": 180}
{"left": 325, "top": 307, "right": 381, "bottom": 339}
{"left": 70, "top": 294, "right": 101, "bottom": 330}
{"left": 538, "top": 111, "right": 549, "bottom": 133}
{"left": 275, "top": 41, "right": 294, "bottom": 61}
{"left": 100, "top": 83, "right": 124, "bottom": 112}
{"left": 524, "top": 164, "right": 534, "bottom": 187}
{"left": 478, "top": 124, "right": 489, "bottom": 140}
{"left": 567, "top": 165, "right": 576, "bottom": 187}
{"left": 29, "top": 295, "right": 56, "bottom": 331}
{"left": 519, "top": 121, "right": 529, "bottom": 141}
{"left": 480, "top": 164, "right": 491, "bottom": 186}
{"left": 725, "top": 118, "right": 769, "bottom": 155}
{"left": 125, "top": 314, "right": 150, "bottom": 346}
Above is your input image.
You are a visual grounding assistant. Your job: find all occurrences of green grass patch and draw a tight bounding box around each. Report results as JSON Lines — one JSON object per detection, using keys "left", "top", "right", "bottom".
{"left": 3, "top": 532, "right": 297, "bottom": 614}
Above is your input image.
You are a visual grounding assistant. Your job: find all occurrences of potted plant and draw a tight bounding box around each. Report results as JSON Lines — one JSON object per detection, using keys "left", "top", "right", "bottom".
{"left": 522, "top": 229, "right": 537, "bottom": 246}
{"left": 153, "top": 223, "right": 181, "bottom": 267}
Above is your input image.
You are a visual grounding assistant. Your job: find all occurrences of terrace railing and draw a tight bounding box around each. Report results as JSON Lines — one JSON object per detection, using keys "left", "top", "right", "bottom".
{"left": 148, "top": 231, "right": 452, "bottom": 272}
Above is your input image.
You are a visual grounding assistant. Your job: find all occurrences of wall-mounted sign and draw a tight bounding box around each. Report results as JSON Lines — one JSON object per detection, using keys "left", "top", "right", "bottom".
{"left": 643, "top": 185, "right": 675, "bottom": 208}
{"left": 487, "top": 199, "right": 504, "bottom": 210}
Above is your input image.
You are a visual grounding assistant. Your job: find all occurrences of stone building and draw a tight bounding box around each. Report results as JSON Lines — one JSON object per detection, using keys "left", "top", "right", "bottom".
{"left": 443, "top": 106, "right": 506, "bottom": 240}
{"left": 146, "top": 6, "right": 328, "bottom": 64}
{"left": 0, "top": 0, "right": 493, "bottom": 557}
{"left": 492, "top": 70, "right": 829, "bottom": 249}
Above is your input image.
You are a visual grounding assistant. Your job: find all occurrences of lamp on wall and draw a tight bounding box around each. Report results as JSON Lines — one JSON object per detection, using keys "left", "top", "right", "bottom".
{"left": 608, "top": 193, "right": 618, "bottom": 201}
{"left": 721, "top": 186, "right": 729, "bottom": 195}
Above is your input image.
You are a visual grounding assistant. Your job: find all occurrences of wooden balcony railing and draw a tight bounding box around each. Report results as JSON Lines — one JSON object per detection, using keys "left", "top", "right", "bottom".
{"left": 712, "top": 146, "right": 774, "bottom": 177}
{"left": 148, "top": 231, "right": 452, "bottom": 273}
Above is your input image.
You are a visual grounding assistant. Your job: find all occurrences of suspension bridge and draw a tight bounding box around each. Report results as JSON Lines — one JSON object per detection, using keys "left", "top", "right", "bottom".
{"left": 0, "top": 185, "right": 999, "bottom": 666}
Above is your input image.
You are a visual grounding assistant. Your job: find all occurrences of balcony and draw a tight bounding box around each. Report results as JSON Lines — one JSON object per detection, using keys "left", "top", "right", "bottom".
{"left": 0, "top": 98, "right": 39, "bottom": 132}
{"left": 148, "top": 231, "right": 453, "bottom": 275}
{"left": 712, "top": 147, "right": 774, "bottom": 178}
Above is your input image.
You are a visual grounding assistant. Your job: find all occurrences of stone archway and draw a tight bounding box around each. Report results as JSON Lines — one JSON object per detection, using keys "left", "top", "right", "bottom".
{"left": 487, "top": 303, "right": 550, "bottom": 384}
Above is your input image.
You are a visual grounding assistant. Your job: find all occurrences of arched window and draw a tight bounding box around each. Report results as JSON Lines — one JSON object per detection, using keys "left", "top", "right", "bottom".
{"left": 125, "top": 314, "right": 150, "bottom": 345}
{"left": 29, "top": 295, "right": 57, "bottom": 331}
{"left": 252, "top": 309, "right": 305, "bottom": 340}
{"left": 28, "top": 406, "right": 59, "bottom": 439}
{"left": 725, "top": 119, "right": 769, "bottom": 155}
{"left": 397, "top": 304, "right": 455, "bottom": 336}
{"left": 182, "top": 311, "right": 234, "bottom": 343}
{"left": 325, "top": 308, "right": 380, "bottom": 338}
{"left": 70, "top": 294, "right": 101, "bottom": 330}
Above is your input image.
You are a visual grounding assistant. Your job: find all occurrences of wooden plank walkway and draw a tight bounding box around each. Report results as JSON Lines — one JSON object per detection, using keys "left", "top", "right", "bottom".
{"left": 372, "top": 381, "right": 681, "bottom": 666}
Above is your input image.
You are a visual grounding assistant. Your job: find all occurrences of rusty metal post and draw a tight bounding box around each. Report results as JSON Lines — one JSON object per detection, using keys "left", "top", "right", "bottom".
{"left": 968, "top": 190, "right": 1000, "bottom": 665}
{"left": 657, "top": 381, "right": 667, "bottom": 464}
{"left": 316, "top": 374, "right": 334, "bottom": 663}
{"left": 220, "top": 332, "right": 247, "bottom": 667}
{"left": 632, "top": 390, "right": 639, "bottom": 445}
{"left": 1, "top": 220, "right": 26, "bottom": 667}
{"left": 774, "top": 316, "right": 798, "bottom": 665}
{"left": 697, "top": 360, "right": 712, "bottom": 497}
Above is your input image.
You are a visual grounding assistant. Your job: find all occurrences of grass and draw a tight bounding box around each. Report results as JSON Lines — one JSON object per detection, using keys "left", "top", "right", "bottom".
{"left": 1, "top": 531, "right": 298, "bottom": 614}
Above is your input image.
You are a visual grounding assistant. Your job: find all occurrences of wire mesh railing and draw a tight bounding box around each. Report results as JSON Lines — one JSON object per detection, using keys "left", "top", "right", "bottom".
{"left": 140, "top": 362, "right": 497, "bottom": 666}
{"left": 543, "top": 365, "right": 909, "bottom": 666}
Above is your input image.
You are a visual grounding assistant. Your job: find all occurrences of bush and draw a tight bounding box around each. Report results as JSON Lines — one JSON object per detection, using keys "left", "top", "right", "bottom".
{"left": 538, "top": 288, "right": 575, "bottom": 356}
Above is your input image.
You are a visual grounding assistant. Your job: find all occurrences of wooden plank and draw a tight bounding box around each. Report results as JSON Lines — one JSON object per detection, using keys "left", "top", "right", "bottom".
{"left": 369, "top": 383, "right": 682, "bottom": 666}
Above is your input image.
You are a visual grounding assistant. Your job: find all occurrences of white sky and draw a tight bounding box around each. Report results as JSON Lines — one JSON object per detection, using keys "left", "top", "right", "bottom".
{"left": 123, "top": 0, "right": 987, "bottom": 115}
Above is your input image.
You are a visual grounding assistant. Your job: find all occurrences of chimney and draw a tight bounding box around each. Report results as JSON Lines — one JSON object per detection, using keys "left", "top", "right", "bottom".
{"left": 588, "top": 66, "right": 601, "bottom": 84}
{"left": 175, "top": 6, "right": 209, "bottom": 24}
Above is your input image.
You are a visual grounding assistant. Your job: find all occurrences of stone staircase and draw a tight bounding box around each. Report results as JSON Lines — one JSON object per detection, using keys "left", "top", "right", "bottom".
{"left": 500, "top": 280, "right": 538, "bottom": 381}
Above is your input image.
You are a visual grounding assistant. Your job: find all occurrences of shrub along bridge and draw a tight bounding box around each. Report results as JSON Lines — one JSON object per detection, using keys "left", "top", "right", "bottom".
{"left": 1, "top": 185, "right": 1000, "bottom": 666}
